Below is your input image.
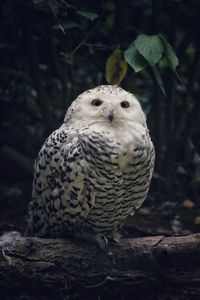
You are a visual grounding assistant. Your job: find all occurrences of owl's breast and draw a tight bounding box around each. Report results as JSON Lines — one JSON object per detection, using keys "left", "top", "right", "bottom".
{"left": 113, "top": 123, "right": 150, "bottom": 171}
{"left": 79, "top": 126, "right": 154, "bottom": 234}
{"left": 82, "top": 124, "right": 150, "bottom": 169}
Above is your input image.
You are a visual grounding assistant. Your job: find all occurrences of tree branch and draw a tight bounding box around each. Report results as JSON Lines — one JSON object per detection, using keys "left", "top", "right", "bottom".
{"left": 0, "top": 234, "right": 200, "bottom": 299}
{"left": 70, "top": 11, "right": 104, "bottom": 56}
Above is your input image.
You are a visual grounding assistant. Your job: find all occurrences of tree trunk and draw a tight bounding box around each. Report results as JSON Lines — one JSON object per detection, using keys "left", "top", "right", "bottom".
{"left": 0, "top": 233, "right": 200, "bottom": 300}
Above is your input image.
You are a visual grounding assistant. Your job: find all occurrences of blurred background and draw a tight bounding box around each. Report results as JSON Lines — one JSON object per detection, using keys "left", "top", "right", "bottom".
{"left": 0, "top": 0, "right": 199, "bottom": 237}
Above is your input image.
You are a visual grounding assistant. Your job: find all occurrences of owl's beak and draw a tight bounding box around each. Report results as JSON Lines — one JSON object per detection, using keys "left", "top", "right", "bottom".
{"left": 108, "top": 109, "right": 114, "bottom": 122}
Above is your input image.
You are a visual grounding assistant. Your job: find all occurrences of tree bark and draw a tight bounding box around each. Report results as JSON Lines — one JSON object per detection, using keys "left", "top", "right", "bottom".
{"left": 0, "top": 233, "right": 200, "bottom": 300}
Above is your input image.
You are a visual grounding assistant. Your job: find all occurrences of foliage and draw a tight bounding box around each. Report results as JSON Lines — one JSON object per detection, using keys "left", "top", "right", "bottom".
{"left": 124, "top": 34, "right": 181, "bottom": 96}
{"left": 105, "top": 47, "right": 127, "bottom": 84}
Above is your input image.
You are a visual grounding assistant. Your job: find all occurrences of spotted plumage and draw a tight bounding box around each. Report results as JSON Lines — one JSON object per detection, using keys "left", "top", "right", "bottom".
{"left": 27, "top": 85, "right": 155, "bottom": 245}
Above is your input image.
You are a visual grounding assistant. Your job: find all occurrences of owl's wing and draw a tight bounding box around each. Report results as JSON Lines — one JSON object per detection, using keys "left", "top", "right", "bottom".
{"left": 28, "top": 128, "right": 95, "bottom": 237}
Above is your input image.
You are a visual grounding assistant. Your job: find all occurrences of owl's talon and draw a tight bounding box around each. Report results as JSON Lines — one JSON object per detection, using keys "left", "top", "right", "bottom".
{"left": 112, "top": 231, "right": 122, "bottom": 243}
{"left": 95, "top": 233, "right": 108, "bottom": 249}
{"left": 74, "top": 231, "right": 108, "bottom": 249}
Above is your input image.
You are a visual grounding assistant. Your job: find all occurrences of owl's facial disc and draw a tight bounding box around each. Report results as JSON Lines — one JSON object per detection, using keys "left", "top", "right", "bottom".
{"left": 64, "top": 85, "right": 147, "bottom": 129}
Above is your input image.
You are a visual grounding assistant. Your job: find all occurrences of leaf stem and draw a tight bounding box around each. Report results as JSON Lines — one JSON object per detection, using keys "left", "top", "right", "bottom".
{"left": 70, "top": 11, "right": 104, "bottom": 56}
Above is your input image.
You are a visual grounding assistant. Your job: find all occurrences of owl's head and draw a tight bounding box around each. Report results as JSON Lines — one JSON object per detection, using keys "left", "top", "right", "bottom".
{"left": 64, "top": 85, "right": 146, "bottom": 129}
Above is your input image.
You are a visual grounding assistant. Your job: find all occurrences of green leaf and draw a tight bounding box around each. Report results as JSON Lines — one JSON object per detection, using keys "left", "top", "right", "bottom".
{"left": 135, "top": 34, "right": 164, "bottom": 65}
{"left": 53, "top": 22, "right": 81, "bottom": 33}
{"left": 194, "top": 216, "right": 200, "bottom": 225}
{"left": 53, "top": 24, "right": 65, "bottom": 34}
{"left": 77, "top": 11, "right": 98, "bottom": 21}
{"left": 62, "top": 21, "right": 82, "bottom": 30}
{"left": 158, "top": 35, "right": 179, "bottom": 70}
{"left": 159, "top": 35, "right": 185, "bottom": 87}
{"left": 60, "top": 53, "right": 74, "bottom": 65}
{"left": 174, "top": 69, "right": 186, "bottom": 87}
{"left": 152, "top": 65, "right": 166, "bottom": 97}
{"left": 64, "top": 2, "right": 76, "bottom": 10}
{"left": 124, "top": 42, "right": 147, "bottom": 72}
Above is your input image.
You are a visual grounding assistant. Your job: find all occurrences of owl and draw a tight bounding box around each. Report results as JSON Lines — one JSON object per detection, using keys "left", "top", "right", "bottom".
{"left": 27, "top": 85, "right": 155, "bottom": 248}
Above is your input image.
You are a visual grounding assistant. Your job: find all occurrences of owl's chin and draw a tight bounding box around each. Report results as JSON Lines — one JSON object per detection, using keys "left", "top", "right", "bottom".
{"left": 87, "top": 119, "right": 111, "bottom": 127}
{"left": 103, "top": 122, "right": 112, "bottom": 126}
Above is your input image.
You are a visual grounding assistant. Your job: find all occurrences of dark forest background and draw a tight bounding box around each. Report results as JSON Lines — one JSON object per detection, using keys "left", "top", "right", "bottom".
{"left": 0, "top": 0, "right": 200, "bottom": 236}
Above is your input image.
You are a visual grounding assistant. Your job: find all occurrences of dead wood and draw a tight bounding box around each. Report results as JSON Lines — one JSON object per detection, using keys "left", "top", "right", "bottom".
{"left": 0, "top": 233, "right": 200, "bottom": 300}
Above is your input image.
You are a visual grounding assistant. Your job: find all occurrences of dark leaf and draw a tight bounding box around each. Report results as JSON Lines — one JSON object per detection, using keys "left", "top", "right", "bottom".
{"left": 158, "top": 34, "right": 179, "bottom": 70}
{"left": 124, "top": 42, "right": 147, "bottom": 73}
{"left": 135, "top": 34, "right": 164, "bottom": 66}
{"left": 151, "top": 65, "right": 166, "bottom": 96}
{"left": 106, "top": 48, "right": 128, "bottom": 85}
{"left": 77, "top": 10, "right": 98, "bottom": 21}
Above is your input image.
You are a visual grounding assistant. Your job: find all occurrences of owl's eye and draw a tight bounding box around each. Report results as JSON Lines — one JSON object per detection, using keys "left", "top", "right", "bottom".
{"left": 120, "top": 101, "right": 129, "bottom": 108}
{"left": 91, "top": 99, "right": 103, "bottom": 106}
